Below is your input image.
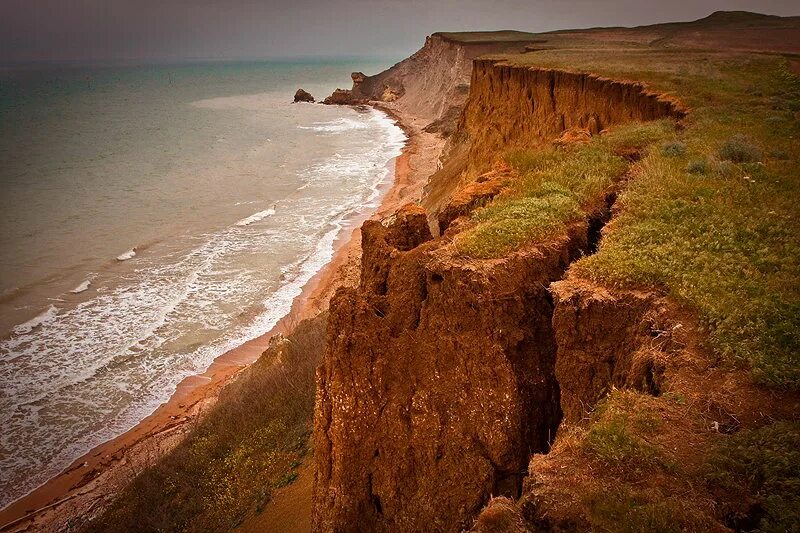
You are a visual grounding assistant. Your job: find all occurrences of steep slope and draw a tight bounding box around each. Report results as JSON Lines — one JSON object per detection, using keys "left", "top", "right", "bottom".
{"left": 313, "top": 61, "right": 684, "bottom": 530}
{"left": 314, "top": 12, "right": 800, "bottom": 533}
{"left": 323, "top": 32, "right": 542, "bottom": 128}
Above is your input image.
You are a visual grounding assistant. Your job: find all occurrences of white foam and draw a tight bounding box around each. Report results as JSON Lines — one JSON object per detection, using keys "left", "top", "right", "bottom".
{"left": 116, "top": 248, "right": 136, "bottom": 261}
{"left": 299, "top": 117, "right": 370, "bottom": 133}
{"left": 235, "top": 207, "right": 276, "bottom": 226}
{"left": 0, "top": 105, "right": 407, "bottom": 509}
{"left": 12, "top": 305, "right": 58, "bottom": 335}
{"left": 70, "top": 280, "right": 91, "bottom": 294}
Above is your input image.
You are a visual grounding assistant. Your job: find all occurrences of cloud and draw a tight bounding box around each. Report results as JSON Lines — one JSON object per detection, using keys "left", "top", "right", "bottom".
{"left": 1, "top": 0, "right": 798, "bottom": 62}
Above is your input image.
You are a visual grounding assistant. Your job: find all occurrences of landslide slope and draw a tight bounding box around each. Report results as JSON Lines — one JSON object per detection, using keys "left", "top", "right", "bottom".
{"left": 314, "top": 11, "right": 800, "bottom": 533}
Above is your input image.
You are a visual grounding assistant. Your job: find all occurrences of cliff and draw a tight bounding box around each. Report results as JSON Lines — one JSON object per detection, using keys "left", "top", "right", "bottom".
{"left": 314, "top": 14, "right": 800, "bottom": 532}
{"left": 323, "top": 32, "right": 542, "bottom": 128}
{"left": 313, "top": 59, "right": 685, "bottom": 530}
{"left": 460, "top": 60, "right": 684, "bottom": 173}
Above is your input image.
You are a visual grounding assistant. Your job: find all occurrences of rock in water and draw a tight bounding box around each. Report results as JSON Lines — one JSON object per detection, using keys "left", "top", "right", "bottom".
{"left": 293, "top": 88, "right": 315, "bottom": 103}
{"left": 322, "top": 88, "right": 357, "bottom": 105}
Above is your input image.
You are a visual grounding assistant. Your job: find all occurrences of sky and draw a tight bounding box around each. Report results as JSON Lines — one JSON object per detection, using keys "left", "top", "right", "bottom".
{"left": 1, "top": 0, "right": 798, "bottom": 63}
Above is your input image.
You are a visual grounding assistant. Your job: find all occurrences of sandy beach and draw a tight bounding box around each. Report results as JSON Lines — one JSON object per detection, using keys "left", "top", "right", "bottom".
{"left": 0, "top": 103, "right": 443, "bottom": 532}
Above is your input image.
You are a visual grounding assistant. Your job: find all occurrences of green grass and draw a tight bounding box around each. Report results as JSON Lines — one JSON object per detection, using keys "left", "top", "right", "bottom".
{"left": 706, "top": 422, "right": 800, "bottom": 532}
{"left": 455, "top": 134, "right": 632, "bottom": 257}
{"left": 459, "top": 49, "right": 800, "bottom": 389}
{"left": 571, "top": 59, "right": 800, "bottom": 388}
{"left": 581, "top": 390, "right": 668, "bottom": 472}
{"left": 582, "top": 487, "right": 688, "bottom": 533}
{"left": 87, "top": 314, "right": 327, "bottom": 532}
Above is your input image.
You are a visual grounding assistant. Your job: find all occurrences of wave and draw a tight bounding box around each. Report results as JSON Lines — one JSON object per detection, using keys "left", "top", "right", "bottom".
{"left": 235, "top": 207, "right": 276, "bottom": 226}
{"left": 116, "top": 248, "right": 136, "bottom": 261}
{"left": 12, "top": 305, "right": 58, "bottom": 336}
{"left": 299, "top": 117, "right": 370, "bottom": 133}
{"left": 69, "top": 280, "right": 92, "bottom": 294}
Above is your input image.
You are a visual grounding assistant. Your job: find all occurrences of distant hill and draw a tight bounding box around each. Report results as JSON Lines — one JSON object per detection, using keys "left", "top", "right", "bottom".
{"left": 548, "top": 10, "right": 800, "bottom": 53}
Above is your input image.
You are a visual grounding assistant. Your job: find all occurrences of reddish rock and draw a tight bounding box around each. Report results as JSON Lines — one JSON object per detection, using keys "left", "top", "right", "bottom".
{"left": 437, "top": 165, "right": 513, "bottom": 234}
{"left": 351, "top": 71, "right": 366, "bottom": 85}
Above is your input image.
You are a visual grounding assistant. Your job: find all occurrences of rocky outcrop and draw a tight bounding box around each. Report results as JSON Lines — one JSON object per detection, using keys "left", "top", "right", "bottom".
{"left": 436, "top": 163, "right": 513, "bottom": 235}
{"left": 322, "top": 88, "right": 363, "bottom": 106}
{"left": 313, "top": 206, "right": 595, "bottom": 530}
{"left": 293, "top": 88, "right": 315, "bottom": 103}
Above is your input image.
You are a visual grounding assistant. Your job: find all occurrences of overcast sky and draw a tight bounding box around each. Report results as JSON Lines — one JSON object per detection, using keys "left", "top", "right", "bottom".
{"left": 1, "top": 0, "right": 798, "bottom": 63}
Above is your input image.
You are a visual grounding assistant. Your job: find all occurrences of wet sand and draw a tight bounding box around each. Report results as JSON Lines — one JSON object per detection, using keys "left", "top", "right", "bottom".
{"left": 0, "top": 104, "right": 445, "bottom": 532}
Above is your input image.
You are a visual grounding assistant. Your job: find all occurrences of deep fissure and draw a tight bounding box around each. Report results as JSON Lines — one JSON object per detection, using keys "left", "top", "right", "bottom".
{"left": 516, "top": 183, "right": 620, "bottom": 473}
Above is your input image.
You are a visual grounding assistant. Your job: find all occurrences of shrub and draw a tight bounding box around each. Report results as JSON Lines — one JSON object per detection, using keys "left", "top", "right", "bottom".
{"left": 583, "top": 487, "right": 686, "bottom": 533}
{"left": 719, "top": 134, "right": 762, "bottom": 163}
{"left": 582, "top": 391, "right": 665, "bottom": 472}
{"left": 686, "top": 159, "right": 707, "bottom": 174}
{"left": 661, "top": 141, "right": 687, "bottom": 157}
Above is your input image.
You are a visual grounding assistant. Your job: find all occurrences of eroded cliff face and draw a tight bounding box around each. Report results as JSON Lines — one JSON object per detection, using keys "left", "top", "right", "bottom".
{"left": 459, "top": 60, "right": 685, "bottom": 173}
{"left": 313, "top": 207, "right": 581, "bottom": 532}
{"left": 313, "top": 60, "right": 683, "bottom": 531}
{"left": 550, "top": 280, "right": 664, "bottom": 425}
{"left": 423, "top": 60, "right": 685, "bottom": 219}
{"left": 324, "top": 34, "right": 539, "bottom": 127}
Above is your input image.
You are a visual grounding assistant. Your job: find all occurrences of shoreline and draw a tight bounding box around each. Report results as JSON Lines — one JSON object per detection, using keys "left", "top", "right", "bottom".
{"left": 0, "top": 103, "right": 434, "bottom": 532}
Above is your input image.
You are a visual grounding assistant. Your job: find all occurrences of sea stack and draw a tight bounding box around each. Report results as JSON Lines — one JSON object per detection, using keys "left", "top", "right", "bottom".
{"left": 293, "top": 88, "right": 315, "bottom": 103}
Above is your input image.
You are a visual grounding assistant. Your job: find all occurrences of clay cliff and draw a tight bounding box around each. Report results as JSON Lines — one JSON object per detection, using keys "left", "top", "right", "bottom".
{"left": 322, "top": 33, "right": 542, "bottom": 128}
{"left": 460, "top": 61, "right": 684, "bottom": 173}
{"left": 313, "top": 58, "right": 684, "bottom": 530}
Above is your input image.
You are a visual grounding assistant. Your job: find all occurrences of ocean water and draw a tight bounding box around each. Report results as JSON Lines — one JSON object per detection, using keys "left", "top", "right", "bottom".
{"left": 0, "top": 60, "right": 403, "bottom": 507}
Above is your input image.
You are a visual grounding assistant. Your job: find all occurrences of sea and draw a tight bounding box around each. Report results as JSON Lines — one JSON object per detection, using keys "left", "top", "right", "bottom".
{"left": 0, "top": 59, "right": 404, "bottom": 507}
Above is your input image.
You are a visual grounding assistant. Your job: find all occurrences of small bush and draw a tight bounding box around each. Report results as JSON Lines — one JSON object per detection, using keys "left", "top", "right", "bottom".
{"left": 719, "top": 135, "right": 762, "bottom": 163}
{"left": 661, "top": 141, "right": 687, "bottom": 157}
{"left": 582, "top": 391, "right": 666, "bottom": 472}
{"left": 686, "top": 159, "right": 707, "bottom": 174}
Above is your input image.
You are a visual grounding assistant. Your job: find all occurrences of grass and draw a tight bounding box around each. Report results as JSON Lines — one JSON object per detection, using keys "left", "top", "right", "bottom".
{"left": 87, "top": 313, "right": 327, "bottom": 532}
{"left": 706, "top": 421, "right": 800, "bottom": 532}
{"left": 581, "top": 390, "right": 669, "bottom": 473}
{"left": 433, "top": 30, "right": 542, "bottom": 44}
{"left": 582, "top": 487, "right": 688, "bottom": 533}
{"left": 551, "top": 390, "right": 716, "bottom": 531}
{"left": 458, "top": 49, "right": 799, "bottom": 389}
{"left": 455, "top": 131, "right": 633, "bottom": 257}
